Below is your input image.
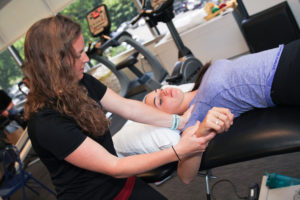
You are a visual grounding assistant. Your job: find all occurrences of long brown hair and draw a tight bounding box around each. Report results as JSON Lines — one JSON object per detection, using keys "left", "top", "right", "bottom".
{"left": 192, "top": 61, "right": 211, "bottom": 91}
{"left": 23, "top": 15, "right": 109, "bottom": 137}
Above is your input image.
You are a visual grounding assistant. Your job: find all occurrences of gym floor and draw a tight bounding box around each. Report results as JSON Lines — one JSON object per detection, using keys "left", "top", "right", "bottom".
{"left": 8, "top": 150, "right": 300, "bottom": 200}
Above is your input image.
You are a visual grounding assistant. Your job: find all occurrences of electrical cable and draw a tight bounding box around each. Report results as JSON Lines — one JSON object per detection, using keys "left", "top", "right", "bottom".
{"left": 211, "top": 179, "right": 248, "bottom": 200}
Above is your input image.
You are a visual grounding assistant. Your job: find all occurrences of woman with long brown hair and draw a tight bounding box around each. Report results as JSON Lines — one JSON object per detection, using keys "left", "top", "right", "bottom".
{"left": 23, "top": 15, "right": 233, "bottom": 199}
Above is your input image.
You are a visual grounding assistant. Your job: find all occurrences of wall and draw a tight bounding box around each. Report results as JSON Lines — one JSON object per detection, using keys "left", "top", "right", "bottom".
{"left": 153, "top": 9, "right": 249, "bottom": 74}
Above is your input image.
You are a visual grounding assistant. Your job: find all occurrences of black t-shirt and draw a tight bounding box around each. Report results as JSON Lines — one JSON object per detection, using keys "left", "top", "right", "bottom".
{"left": 0, "top": 90, "right": 11, "bottom": 113}
{"left": 28, "top": 74, "right": 126, "bottom": 200}
{"left": 0, "top": 90, "right": 12, "bottom": 129}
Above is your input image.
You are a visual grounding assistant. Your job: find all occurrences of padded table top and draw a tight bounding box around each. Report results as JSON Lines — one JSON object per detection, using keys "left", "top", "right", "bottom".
{"left": 139, "top": 106, "right": 300, "bottom": 182}
{"left": 200, "top": 106, "right": 300, "bottom": 170}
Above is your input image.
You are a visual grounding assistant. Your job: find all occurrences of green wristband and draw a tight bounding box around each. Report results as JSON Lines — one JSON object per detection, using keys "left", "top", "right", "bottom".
{"left": 171, "top": 114, "right": 179, "bottom": 130}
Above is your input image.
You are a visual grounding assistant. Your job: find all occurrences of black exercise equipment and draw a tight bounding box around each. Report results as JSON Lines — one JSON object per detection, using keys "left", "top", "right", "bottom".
{"left": 86, "top": 4, "right": 167, "bottom": 97}
{"left": 238, "top": 1, "right": 300, "bottom": 53}
{"left": 137, "top": 106, "right": 300, "bottom": 200}
{"left": 131, "top": 0, "right": 203, "bottom": 85}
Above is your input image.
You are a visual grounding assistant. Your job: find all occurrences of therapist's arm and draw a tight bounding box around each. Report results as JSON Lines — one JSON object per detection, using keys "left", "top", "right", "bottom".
{"left": 64, "top": 122, "right": 207, "bottom": 178}
{"left": 100, "top": 88, "right": 189, "bottom": 129}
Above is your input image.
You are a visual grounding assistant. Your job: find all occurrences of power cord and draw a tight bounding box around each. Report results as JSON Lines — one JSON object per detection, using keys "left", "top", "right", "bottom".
{"left": 211, "top": 179, "right": 248, "bottom": 200}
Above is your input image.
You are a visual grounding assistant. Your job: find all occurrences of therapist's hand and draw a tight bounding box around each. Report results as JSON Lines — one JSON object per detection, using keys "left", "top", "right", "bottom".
{"left": 176, "top": 121, "right": 216, "bottom": 159}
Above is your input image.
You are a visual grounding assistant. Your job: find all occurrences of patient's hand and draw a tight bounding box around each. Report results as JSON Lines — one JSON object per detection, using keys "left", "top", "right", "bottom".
{"left": 196, "top": 107, "right": 234, "bottom": 137}
{"left": 178, "top": 105, "right": 194, "bottom": 130}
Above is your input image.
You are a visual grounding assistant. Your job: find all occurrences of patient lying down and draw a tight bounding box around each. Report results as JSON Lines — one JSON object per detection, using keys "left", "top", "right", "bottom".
{"left": 113, "top": 84, "right": 234, "bottom": 183}
{"left": 145, "top": 40, "right": 300, "bottom": 129}
{"left": 113, "top": 39, "right": 300, "bottom": 183}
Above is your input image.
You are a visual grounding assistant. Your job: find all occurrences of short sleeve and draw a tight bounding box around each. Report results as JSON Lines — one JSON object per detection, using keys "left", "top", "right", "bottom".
{"left": 184, "top": 102, "right": 212, "bottom": 131}
{"left": 29, "top": 111, "right": 87, "bottom": 160}
{"left": 81, "top": 73, "right": 107, "bottom": 102}
{"left": 0, "top": 90, "right": 12, "bottom": 112}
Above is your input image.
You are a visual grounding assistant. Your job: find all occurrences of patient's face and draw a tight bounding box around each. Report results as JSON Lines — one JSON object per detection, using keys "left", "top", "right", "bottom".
{"left": 144, "top": 87, "right": 185, "bottom": 114}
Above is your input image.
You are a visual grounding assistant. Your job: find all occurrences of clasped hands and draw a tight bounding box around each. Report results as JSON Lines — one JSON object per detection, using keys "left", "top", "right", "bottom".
{"left": 177, "top": 107, "right": 234, "bottom": 158}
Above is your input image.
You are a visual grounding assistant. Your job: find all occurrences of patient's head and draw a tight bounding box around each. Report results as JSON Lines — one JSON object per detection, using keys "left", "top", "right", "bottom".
{"left": 144, "top": 87, "right": 188, "bottom": 114}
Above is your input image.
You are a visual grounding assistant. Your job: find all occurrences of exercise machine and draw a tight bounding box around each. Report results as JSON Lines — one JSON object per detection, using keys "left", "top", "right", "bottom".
{"left": 131, "top": 0, "right": 203, "bottom": 85}
{"left": 85, "top": 4, "right": 168, "bottom": 97}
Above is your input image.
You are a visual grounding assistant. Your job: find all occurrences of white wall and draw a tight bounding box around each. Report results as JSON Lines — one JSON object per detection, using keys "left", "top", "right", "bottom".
{"left": 287, "top": 0, "right": 300, "bottom": 28}
{"left": 153, "top": 10, "right": 249, "bottom": 74}
{"left": 242, "top": 0, "right": 285, "bottom": 15}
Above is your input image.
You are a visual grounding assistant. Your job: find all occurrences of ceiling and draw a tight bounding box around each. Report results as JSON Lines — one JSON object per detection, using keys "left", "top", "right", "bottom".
{"left": 0, "top": 0, "right": 74, "bottom": 53}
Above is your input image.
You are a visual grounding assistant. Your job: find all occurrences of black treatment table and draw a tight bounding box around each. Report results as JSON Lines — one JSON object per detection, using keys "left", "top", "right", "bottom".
{"left": 137, "top": 106, "right": 300, "bottom": 199}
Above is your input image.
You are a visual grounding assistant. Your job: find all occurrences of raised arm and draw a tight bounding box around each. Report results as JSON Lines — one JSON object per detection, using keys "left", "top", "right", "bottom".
{"left": 177, "top": 107, "right": 234, "bottom": 184}
{"left": 100, "top": 88, "right": 189, "bottom": 129}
